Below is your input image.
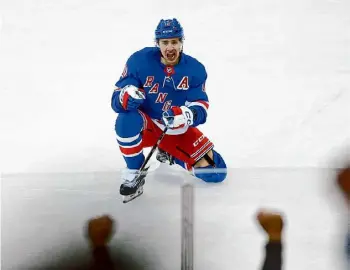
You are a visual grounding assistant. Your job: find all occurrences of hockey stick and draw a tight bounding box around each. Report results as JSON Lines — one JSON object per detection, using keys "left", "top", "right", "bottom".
{"left": 138, "top": 125, "right": 169, "bottom": 172}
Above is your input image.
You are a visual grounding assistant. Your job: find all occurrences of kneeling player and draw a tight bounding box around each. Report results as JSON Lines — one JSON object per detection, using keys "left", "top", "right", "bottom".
{"left": 111, "top": 18, "right": 227, "bottom": 202}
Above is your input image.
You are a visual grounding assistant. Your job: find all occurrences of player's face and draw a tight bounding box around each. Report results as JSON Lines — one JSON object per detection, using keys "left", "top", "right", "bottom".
{"left": 158, "top": 38, "right": 183, "bottom": 65}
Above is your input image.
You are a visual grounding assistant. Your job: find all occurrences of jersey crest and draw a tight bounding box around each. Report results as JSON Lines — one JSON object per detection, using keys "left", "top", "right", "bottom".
{"left": 114, "top": 48, "right": 209, "bottom": 120}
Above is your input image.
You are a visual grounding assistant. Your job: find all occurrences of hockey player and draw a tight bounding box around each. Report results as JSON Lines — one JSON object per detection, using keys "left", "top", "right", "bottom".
{"left": 111, "top": 18, "right": 227, "bottom": 203}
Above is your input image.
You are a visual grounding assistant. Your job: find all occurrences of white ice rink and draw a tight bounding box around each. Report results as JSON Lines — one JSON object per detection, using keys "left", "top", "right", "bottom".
{"left": 1, "top": 0, "right": 350, "bottom": 269}
{"left": 1, "top": 166, "right": 350, "bottom": 270}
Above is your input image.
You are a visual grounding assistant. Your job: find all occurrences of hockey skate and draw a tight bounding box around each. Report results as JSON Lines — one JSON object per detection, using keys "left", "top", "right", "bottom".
{"left": 156, "top": 148, "right": 175, "bottom": 165}
{"left": 120, "top": 167, "right": 149, "bottom": 203}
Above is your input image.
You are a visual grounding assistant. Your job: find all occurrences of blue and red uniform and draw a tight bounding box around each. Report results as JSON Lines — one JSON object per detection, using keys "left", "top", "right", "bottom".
{"left": 111, "top": 19, "right": 227, "bottom": 183}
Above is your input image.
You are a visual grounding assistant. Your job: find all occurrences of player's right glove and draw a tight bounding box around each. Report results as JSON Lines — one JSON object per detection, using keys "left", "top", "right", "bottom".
{"left": 119, "top": 85, "right": 145, "bottom": 111}
{"left": 162, "top": 106, "right": 194, "bottom": 129}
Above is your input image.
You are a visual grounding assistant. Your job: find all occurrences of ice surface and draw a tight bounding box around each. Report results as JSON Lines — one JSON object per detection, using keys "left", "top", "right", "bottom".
{"left": 0, "top": 0, "right": 349, "bottom": 269}
{"left": 1, "top": 0, "right": 350, "bottom": 173}
{"left": 1, "top": 166, "right": 348, "bottom": 270}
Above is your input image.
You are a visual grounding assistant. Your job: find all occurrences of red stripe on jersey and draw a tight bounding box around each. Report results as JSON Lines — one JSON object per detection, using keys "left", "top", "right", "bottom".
{"left": 196, "top": 100, "right": 209, "bottom": 109}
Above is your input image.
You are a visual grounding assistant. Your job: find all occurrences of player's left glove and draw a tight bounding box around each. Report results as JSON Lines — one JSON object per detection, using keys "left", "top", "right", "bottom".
{"left": 118, "top": 85, "right": 145, "bottom": 111}
{"left": 162, "top": 106, "right": 194, "bottom": 129}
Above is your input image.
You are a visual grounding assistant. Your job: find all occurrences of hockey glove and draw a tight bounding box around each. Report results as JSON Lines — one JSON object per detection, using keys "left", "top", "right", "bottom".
{"left": 119, "top": 85, "right": 145, "bottom": 111}
{"left": 162, "top": 106, "right": 194, "bottom": 129}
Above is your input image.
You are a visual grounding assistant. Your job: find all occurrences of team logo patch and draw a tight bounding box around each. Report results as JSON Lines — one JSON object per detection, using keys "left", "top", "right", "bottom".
{"left": 164, "top": 66, "right": 175, "bottom": 77}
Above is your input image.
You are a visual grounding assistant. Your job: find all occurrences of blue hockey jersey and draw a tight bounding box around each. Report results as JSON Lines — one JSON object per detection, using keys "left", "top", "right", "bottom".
{"left": 111, "top": 47, "right": 209, "bottom": 127}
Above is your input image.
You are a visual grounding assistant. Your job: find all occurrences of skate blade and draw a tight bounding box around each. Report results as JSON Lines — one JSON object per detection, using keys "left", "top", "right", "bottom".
{"left": 122, "top": 189, "right": 144, "bottom": 204}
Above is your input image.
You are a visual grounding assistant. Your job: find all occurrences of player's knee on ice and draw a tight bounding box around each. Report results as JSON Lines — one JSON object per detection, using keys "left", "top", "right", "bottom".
{"left": 193, "top": 150, "right": 227, "bottom": 183}
{"left": 115, "top": 111, "right": 144, "bottom": 138}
